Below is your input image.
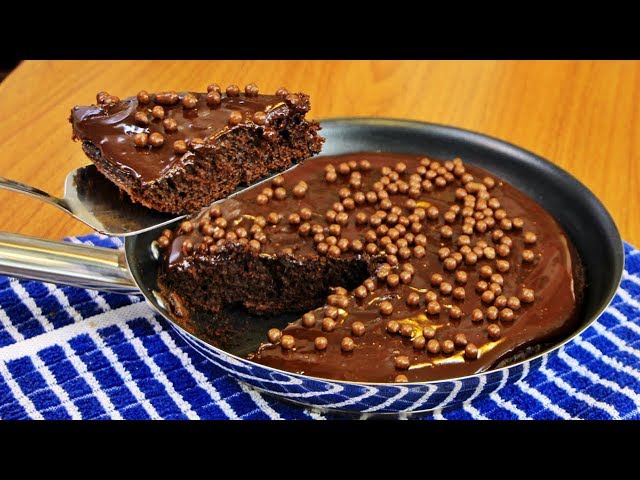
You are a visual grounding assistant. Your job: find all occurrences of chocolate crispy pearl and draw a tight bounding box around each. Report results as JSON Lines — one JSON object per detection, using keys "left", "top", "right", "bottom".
{"left": 160, "top": 152, "right": 582, "bottom": 383}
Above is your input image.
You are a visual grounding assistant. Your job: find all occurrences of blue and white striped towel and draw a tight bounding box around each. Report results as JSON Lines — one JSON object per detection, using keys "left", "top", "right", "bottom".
{"left": 0, "top": 233, "right": 639, "bottom": 420}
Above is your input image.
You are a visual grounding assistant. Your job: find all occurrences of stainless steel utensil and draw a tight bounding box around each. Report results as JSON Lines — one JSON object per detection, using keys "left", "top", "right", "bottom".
{"left": 0, "top": 165, "right": 179, "bottom": 236}
{"left": 0, "top": 163, "right": 299, "bottom": 237}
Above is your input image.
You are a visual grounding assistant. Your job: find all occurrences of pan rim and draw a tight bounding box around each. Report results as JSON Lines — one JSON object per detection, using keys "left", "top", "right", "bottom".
{"left": 126, "top": 117, "right": 625, "bottom": 388}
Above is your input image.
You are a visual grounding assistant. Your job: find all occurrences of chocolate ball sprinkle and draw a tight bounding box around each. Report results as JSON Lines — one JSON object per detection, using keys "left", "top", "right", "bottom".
{"left": 484, "top": 247, "right": 496, "bottom": 260}
{"left": 322, "top": 317, "right": 337, "bottom": 332}
{"left": 267, "top": 212, "right": 280, "bottom": 224}
{"left": 302, "top": 312, "right": 316, "bottom": 328}
{"left": 228, "top": 110, "right": 243, "bottom": 125}
{"left": 496, "top": 260, "right": 510, "bottom": 273}
{"left": 274, "top": 187, "right": 287, "bottom": 200}
{"left": 134, "top": 111, "right": 150, "bottom": 126}
{"left": 275, "top": 87, "right": 289, "bottom": 98}
{"left": 471, "top": 309, "right": 484, "bottom": 322}
{"left": 149, "top": 132, "right": 164, "bottom": 147}
{"left": 427, "top": 339, "right": 441, "bottom": 354}
{"left": 442, "top": 339, "right": 455, "bottom": 354}
{"left": 267, "top": 328, "right": 282, "bottom": 343}
{"left": 405, "top": 291, "right": 421, "bottom": 307}
{"left": 162, "top": 118, "right": 178, "bottom": 132}
{"left": 455, "top": 271, "right": 468, "bottom": 284}
{"left": 465, "top": 343, "right": 479, "bottom": 359}
{"left": 399, "top": 271, "right": 412, "bottom": 285}
{"left": 181, "top": 93, "right": 197, "bottom": 109}
{"left": 524, "top": 231, "right": 538, "bottom": 244}
{"left": 341, "top": 337, "right": 355, "bottom": 352}
{"left": 522, "top": 249, "right": 535, "bottom": 262}
{"left": 137, "top": 90, "right": 150, "bottom": 104}
{"left": 520, "top": 288, "right": 535, "bottom": 303}
{"left": 440, "top": 225, "right": 454, "bottom": 238}
{"left": 151, "top": 105, "right": 165, "bottom": 119}
{"left": 421, "top": 326, "right": 435, "bottom": 340}
{"left": 427, "top": 300, "right": 441, "bottom": 315}
{"left": 386, "top": 320, "right": 400, "bottom": 334}
{"left": 285, "top": 93, "right": 300, "bottom": 107}
{"left": 379, "top": 301, "right": 394, "bottom": 315}
{"left": 245, "top": 83, "right": 259, "bottom": 97}
{"left": 353, "top": 286, "right": 367, "bottom": 299}
{"left": 454, "top": 333, "right": 468, "bottom": 348}
{"left": 351, "top": 321, "right": 366, "bottom": 337}
{"left": 206, "top": 91, "right": 222, "bottom": 106}
{"left": 444, "top": 257, "right": 458, "bottom": 271}
{"left": 314, "top": 336, "right": 328, "bottom": 350}
{"left": 508, "top": 296, "right": 521, "bottom": 310}
{"left": 173, "top": 140, "right": 188, "bottom": 154}
{"left": 499, "top": 307, "right": 515, "bottom": 322}
{"left": 481, "top": 290, "right": 495, "bottom": 304}
{"left": 395, "top": 355, "right": 410, "bottom": 370}
{"left": 440, "top": 282, "right": 453, "bottom": 296}
{"left": 400, "top": 324, "right": 414, "bottom": 338}
{"left": 280, "top": 335, "right": 295, "bottom": 350}
{"left": 206, "top": 83, "right": 221, "bottom": 93}
{"left": 487, "top": 323, "right": 501, "bottom": 339}
{"left": 226, "top": 85, "right": 240, "bottom": 97}
{"left": 253, "top": 111, "right": 267, "bottom": 125}
{"left": 453, "top": 287, "right": 466, "bottom": 300}
{"left": 494, "top": 295, "right": 508, "bottom": 309}
{"left": 412, "top": 336, "right": 426, "bottom": 350}
{"left": 479, "top": 265, "right": 493, "bottom": 279}
{"left": 486, "top": 306, "right": 499, "bottom": 321}
{"left": 133, "top": 132, "right": 148, "bottom": 147}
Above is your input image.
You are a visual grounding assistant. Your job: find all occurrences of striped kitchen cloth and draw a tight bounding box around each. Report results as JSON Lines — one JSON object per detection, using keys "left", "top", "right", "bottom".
{"left": 0, "top": 233, "right": 639, "bottom": 420}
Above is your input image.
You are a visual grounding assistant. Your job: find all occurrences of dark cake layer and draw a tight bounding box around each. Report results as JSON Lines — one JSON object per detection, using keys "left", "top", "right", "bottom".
{"left": 157, "top": 152, "right": 583, "bottom": 383}
{"left": 70, "top": 85, "right": 324, "bottom": 214}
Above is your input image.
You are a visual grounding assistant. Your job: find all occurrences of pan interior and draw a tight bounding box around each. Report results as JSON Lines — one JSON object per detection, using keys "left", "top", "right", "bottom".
{"left": 127, "top": 118, "right": 624, "bottom": 361}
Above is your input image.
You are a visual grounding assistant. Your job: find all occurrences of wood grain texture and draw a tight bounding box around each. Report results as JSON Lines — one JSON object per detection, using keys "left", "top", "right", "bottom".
{"left": 0, "top": 60, "right": 637, "bottom": 244}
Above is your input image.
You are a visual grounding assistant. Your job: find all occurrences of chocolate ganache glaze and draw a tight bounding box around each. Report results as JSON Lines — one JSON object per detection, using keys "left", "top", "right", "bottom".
{"left": 159, "top": 152, "right": 582, "bottom": 383}
{"left": 70, "top": 85, "right": 323, "bottom": 214}
{"left": 71, "top": 91, "right": 289, "bottom": 185}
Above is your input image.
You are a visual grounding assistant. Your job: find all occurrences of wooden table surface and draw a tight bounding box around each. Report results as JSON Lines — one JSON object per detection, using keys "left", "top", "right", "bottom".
{"left": 0, "top": 60, "right": 637, "bottom": 245}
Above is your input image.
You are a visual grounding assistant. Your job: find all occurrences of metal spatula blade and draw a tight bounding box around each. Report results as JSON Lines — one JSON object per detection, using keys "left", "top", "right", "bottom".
{"left": 0, "top": 163, "right": 299, "bottom": 237}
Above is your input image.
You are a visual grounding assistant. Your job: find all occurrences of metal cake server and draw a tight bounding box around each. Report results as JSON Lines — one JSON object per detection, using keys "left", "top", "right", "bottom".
{"left": 0, "top": 163, "right": 300, "bottom": 237}
{"left": 0, "top": 165, "right": 181, "bottom": 236}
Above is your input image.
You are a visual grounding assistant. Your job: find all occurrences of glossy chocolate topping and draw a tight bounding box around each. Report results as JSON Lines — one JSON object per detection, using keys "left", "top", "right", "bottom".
{"left": 71, "top": 91, "right": 298, "bottom": 185}
{"left": 162, "top": 152, "right": 581, "bottom": 383}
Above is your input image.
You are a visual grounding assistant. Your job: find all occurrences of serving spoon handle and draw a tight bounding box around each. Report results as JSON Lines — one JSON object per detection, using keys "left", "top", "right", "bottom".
{"left": 0, "top": 176, "right": 72, "bottom": 213}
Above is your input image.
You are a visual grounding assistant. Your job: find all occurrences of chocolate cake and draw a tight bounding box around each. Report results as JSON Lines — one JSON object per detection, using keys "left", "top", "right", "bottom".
{"left": 156, "top": 152, "right": 584, "bottom": 383}
{"left": 70, "top": 84, "right": 324, "bottom": 214}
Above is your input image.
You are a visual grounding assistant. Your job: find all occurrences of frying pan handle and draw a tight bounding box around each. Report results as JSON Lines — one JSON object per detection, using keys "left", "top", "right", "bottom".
{"left": 0, "top": 231, "right": 139, "bottom": 294}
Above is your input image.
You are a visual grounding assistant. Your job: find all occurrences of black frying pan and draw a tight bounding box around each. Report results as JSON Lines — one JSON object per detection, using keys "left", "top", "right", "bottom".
{"left": 0, "top": 118, "right": 624, "bottom": 413}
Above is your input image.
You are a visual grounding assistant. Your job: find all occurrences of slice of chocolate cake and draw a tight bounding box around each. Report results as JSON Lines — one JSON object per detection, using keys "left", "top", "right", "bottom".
{"left": 156, "top": 152, "right": 584, "bottom": 383}
{"left": 70, "top": 84, "right": 324, "bottom": 214}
